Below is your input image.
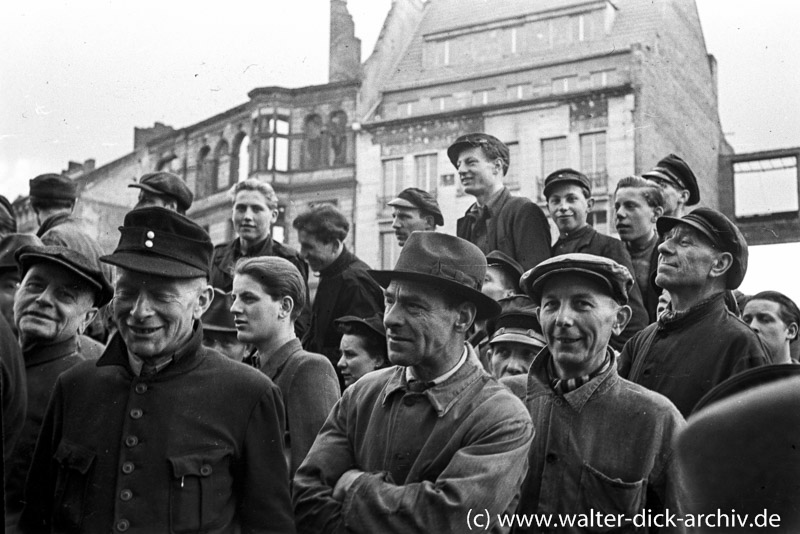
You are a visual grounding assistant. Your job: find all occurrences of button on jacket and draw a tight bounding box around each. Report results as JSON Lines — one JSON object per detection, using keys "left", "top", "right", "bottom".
{"left": 293, "top": 345, "right": 534, "bottom": 533}
{"left": 19, "top": 324, "right": 295, "bottom": 534}
{"left": 508, "top": 350, "right": 686, "bottom": 534}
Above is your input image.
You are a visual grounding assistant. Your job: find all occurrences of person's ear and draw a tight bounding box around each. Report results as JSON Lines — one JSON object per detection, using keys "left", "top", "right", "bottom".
{"left": 652, "top": 206, "right": 664, "bottom": 221}
{"left": 279, "top": 296, "right": 294, "bottom": 319}
{"left": 709, "top": 252, "right": 733, "bottom": 280}
{"left": 587, "top": 197, "right": 596, "bottom": 210}
{"left": 454, "top": 301, "right": 478, "bottom": 332}
{"left": 611, "top": 305, "right": 632, "bottom": 335}
{"left": 78, "top": 307, "right": 99, "bottom": 334}
{"left": 269, "top": 207, "right": 279, "bottom": 224}
{"left": 193, "top": 284, "right": 214, "bottom": 320}
{"left": 786, "top": 322, "right": 799, "bottom": 342}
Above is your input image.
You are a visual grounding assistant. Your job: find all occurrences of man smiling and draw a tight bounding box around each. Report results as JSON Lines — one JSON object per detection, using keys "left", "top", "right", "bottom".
{"left": 387, "top": 187, "right": 443, "bottom": 247}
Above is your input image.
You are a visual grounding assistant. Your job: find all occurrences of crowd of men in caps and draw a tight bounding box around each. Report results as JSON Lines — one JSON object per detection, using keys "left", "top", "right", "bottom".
{"left": 0, "top": 132, "right": 796, "bottom": 533}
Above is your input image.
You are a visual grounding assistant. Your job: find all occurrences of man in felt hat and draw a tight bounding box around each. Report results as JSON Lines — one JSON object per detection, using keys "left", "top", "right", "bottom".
{"left": 200, "top": 288, "right": 249, "bottom": 362}
{"left": 387, "top": 187, "right": 443, "bottom": 247}
{"left": 544, "top": 168, "right": 649, "bottom": 350}
{"left": 5, "top": 245, "right": 113, "bottom": 524}
{"left": 450, "top": 133, "right": 551, "bottom": 270}
{"left": 619, "top": 208, "right": 771, "bottom": 417}
{"left": 504, "top": 254, "right": 686, "bottom": 533}
{"left": 293, "top": 232, "right": 533, "bottom": 533}
{"left": 642, "top": 153, "right": 700, "bottom": 218}
{"left": 129, "top": 171, "right": 193, "bottom": 214}
{"left": 19, "top": 207, "right": 294, "bottom": 533}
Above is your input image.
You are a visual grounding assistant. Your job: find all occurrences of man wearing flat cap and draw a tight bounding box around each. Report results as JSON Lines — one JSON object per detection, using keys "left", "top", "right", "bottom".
{"left": 129, "top": 171, "right": 193, "bottom": 214}
{"left": 293, "top": 232, "right": 533, "bottom": 533}
{"left": 387, "top": 187, "right": 443, "bottom": 247}
{"left": 5, "top": 245, "right": 112, "bottom": 524}
{"left": 450, "top": 133, "right": 551, "bottom": 271}
{"left": 619, "top": 208, "right": 771, "bottom": 417}
{"left": 642, "top": 153, "right": 700, "bottom": 218}
{"left": 19, "top": 207, "right": 294, "bottom": 533}
{"left": 504, "top": 254, "right": 686, "bottom": 533}
{"left": 486, "top": 295, "right": 545, "bottom": 379}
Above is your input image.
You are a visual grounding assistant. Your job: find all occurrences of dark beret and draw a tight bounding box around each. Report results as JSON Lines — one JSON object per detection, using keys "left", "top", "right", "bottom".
{"left": 202, "top": 288, "right": 236, "bottom": 333}
{"left": 335, "top": 314, "right": 386, "bottom": 339}
{"left": 543, "top": 168, "right": 592, "bottom": 199}
{"left": 521, "top": 253, "right": 633, "bottom": 305}
{"left": 101, "top": 207, "right": 213, "bottom": 279}
{"left": 0, "top": 234, "right": 43, "bottom": 271}
{"left": 643, "top": 153, "right": 700, "bottom": 206}
{"left": 29, "top": 174, "right": 77, "bottom": 201}
{"left": 15, "top": 244, "right": 113, "bottom": 306}
{"left": 656, "top": 207, "right": 748, "bottom": 289}
{"left": 447, "top": 133, "right": 510, "bottom": 176}
{"left": 129, "top": 172, "right": 194, "bottom": 212}
{"left": 387, "top": 187, "right": 444, "bottom": 226}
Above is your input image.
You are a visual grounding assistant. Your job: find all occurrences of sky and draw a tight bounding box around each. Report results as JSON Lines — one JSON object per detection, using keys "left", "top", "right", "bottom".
{"left": 2, "top": 0, "right": 799, "bottom": 299}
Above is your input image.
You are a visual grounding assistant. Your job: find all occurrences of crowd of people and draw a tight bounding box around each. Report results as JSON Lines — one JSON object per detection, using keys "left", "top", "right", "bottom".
{"left": 0, "top": 131, "right": 797, "bottom": 533}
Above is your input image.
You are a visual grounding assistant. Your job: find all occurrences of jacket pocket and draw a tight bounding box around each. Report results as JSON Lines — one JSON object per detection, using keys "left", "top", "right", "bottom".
{"left": 168, "top": 447, "right": 234, "bottom": 533}
{"left": 577, "top": 463, "right": 646, "bottom": 531}
{"left": 52, "top": 439, "right": 96, "bottom": 532}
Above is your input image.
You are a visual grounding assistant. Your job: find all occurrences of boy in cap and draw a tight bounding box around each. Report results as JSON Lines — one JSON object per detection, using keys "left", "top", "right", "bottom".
{"left": 450, "top": 133, "right": 551, "bottom": 270}
{"left": 505, "top": 254, "right": 686, "bottom": 533}
{"left": 293, "top": 232, "right": 533, "bottom": 533}
{"left": 487, "top": 296, "right": 545, "bottom": 379}
{"left": 544, "top": 168, "right": 649, "bottom": 349}
{"left": 619, "top": 208, "right": 771, "bottom": 417}
{"left": 387, "top": 187, "right": 443, "bottom": 247}
{"left": 19, "top": 207, "right": 294, "bottom": 533}
{"left": 642, "top": 153, "right": 700, "bottom": 218}
{"left": 129, "top": 171, "right": 194, "bottom": 214}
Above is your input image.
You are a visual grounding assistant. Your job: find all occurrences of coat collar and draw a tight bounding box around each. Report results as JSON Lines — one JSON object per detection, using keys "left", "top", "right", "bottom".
{"left": 23, "top": 336, "right": 79, "bottom": 367}
{"left": 36, "top": 212, "right": 72, "bottom": 237}
{"left": 657, "top": 292, "right": 725, "bottom": 331}
{"left": 320, "top": 246, "right": 355, "bottom": 278}
{"left": 258, "top": 338, "right": 303, "bottom": 379}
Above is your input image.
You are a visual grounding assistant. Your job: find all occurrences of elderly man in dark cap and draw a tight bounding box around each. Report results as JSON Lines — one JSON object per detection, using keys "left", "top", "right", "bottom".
{"left": 293, "top": 232, "right": 533, "bottom": 533}
{"left": 619, "top": 208, "right": 771, "bottom": 417}
{"left": 642, "top": 153, "right": 700, "bottom": 218}
{"left": 129, "top": 171, "right": 194, "bottom": 214}
{"left": 450, "top": 133, "right": 551, "bottom": 270}
{"left": 5, "top": 245, "right": 113, "bottom": 524}
{"left": 504, "top": 254, "right": 686, "bottom": 533}
{"left": 19, "top": 207, "right": 294, "bottom": 533}
{"left": 387, "top": 187, "right": 443, "bottom": 247}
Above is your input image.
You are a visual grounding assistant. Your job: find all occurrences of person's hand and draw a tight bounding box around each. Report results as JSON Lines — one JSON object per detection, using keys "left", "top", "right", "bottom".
{"left": 332, "top": 469, "right": 364, "bottom": 501}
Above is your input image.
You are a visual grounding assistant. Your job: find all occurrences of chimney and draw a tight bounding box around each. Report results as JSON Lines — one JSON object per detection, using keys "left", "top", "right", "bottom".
{"left": 329, "top": 0, "right": 362, "bottom": 82}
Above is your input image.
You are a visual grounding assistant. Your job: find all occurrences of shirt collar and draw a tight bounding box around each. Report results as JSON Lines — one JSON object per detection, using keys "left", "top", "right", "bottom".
{"left": 256, "top": 338, "right": 302, "bottom": 379}
{"left": 546, "top": 349, "right": 612, "bottom": 395}
{"left": 475, "top": 186, "right": 506, "bottom": 213}
{"left": 405, "top": 344, "right": 469, "bottom": 386}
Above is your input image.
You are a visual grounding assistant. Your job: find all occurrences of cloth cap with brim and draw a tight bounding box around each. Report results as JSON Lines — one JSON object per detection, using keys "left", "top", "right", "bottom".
{"left": 29, "top": 173, "right": 77, "bottom": 201}
{"left": 202, "top": 288, "right": 236, "bottom": 332}
{"left": 0, "top": 234, "right": 43, "bottom": 271}
{"left": 543, "top": 168, "right": 592, "bottom": 199}
{"left": 387, "top": 187, "right": 444, "bottom": 226}
{"left": 489, "top": 310, "right": 546, "bottom": 349}
{"left": 129, "top": 171, "right": 194, "bottom": 212}
{"left": 656, "top": 207, "right": 748, "bottom": 289}
{"left": 334, "top": 314, "right": 386, "bottom": 339}
{"left": 446, "top": 133, "right": 510, "bottom": 176}
{"left": 521, "top": 253, "right": 633, "bottom": 305}
{"left": 486, "top": 250, "right": 525, "bottom": 283}
{"left": 16, "top": 244, "right": 113, "bottom": 306}
{"left": 368, "top": 232, "right": 501, "bottom": 320}
{"left": 642, "top": 153, "right": 700, "bottom": 206}
{"left": 101, "top": 206, "right": 213, "bottom": 279}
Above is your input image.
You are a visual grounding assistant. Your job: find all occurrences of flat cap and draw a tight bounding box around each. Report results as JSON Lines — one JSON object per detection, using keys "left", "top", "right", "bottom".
{"left": 29, "top": 173, "right": 77, "bottom": 201}
{"left": 387, "top": 187, "right": 444, "bottom": 226}
{"left": 486, "top": 250, "right": 525, "bottom": 283}
{"left": 202, "top": 288, "right": 236, "bottom": 332}
{"left": 447, "top": 133, "right": 510, "bottom": 176}
{"left": 16, "top": 244, "right": 113, "bottom": 306}
{"left": 101, "top": 206, "right": 213, "bottom": 279}
{"left": 543, "top": 168, "right": 592, "bottom": 199}
{"left": 335, "top": 314, "right": 387, "bottom": 339}
{"left": 0, "top": 234, "right": 43, "bottom": 271}
{"left": 488, "top": 296, "right": 545, "bottom": 349}
{"left": 129, "top": 172, "right": 193, "bottom": 212}
{"left": 657, "top": 207, "right": 748, "bottom": 289}
{"left": 643, "top": 153, "right": 700, "bottom": 206}
{"left": 521, "top": 253, "right": 633, "bottom": 305}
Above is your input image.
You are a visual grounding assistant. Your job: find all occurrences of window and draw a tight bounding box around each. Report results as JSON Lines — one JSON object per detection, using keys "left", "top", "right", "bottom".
{"left": 505, "top": 142, "right": 521, "bottom": 190}
{"left": 231, "top": 133, "right": 249, "bottom": 183}
{"left": 507, "top": 83, "right": 530, "bottom": 101}
{"left": 415, "top": 154, "right": 438, "bottom": 193}
{"left": 432, "top": 95, "right": 453, "bottom": 112}
{"left": 399, "top": 101, "right": 415, "bottom": 117}
{"left": 590, "top": 69, "right": 615, "bottom": 88}
{"left": 588, "top": 208, "right": 608, "bottom": 233}
{"left": 552, "top": 76, "right": 578, "bottom": 94}
{"left": 196, "top": 146, "right": 213, "bottom": 199}
{"left": 382, "top": 158, "right": 405, "bottom": 203}
{"left": 380, "top": 230, "right": 401, "bottom": 270}
{"left": 541, "top": 137, "right": 568, "bottom": 178}
{"left": 472, "top": 89, "right": 491, "bottom": 106}
{"left": 214, "top": 140, "right": 231, "bottom": 192}
{"left": 303, "top": 114, "right": 324, "bottom": 168}
{"left": 329, "top": 110, "right": 349, "bottom": 166}
{"left": 252, "top": 111, "right": 289, "bottom": 172}
{"left": 734, "top": 156, "right": 799, "bottom": 218}
{"left": 580, "top": 132, "right": 607, "bottom": 192}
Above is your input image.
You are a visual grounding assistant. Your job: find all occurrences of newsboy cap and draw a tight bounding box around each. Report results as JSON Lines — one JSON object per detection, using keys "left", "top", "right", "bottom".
{"left": 656, "top": 207, "right": 748, "bottom": 289}
{"left": 543, "top": 168, "right": 592, "bottom": 199}
{"left": 488, "top": 297, "right": 546, "bottom": 349}
{"left": 129, "top": 172, "right": 194, "bottom": 212}
{"left": 16, "top": 244, "right": 113, "bottom": 306}
{"left": 643, "top": 153, "right": 700, "bottom": 206}
{"left": 368, "top": 232, "right": 502, "bottom": 320}
{"left": 101, "top": 207, "right": 213, "bottom": 279}
{"left": 521, "top": 253, "right": 634, "bottom": 305}
{"left": 202, "top": 288, "right": 236, "bottom": 333}
{"left": 29, "top": 174, "right": 77, "bottom": 201}
{"left": 447, "top": 133, "right": 510, "bottom": 176}
{"left": 387, "top": 187, "right": 444, "bottom": 227}
{"left": 0, "top": 234, "right": 43, "bottom": 271}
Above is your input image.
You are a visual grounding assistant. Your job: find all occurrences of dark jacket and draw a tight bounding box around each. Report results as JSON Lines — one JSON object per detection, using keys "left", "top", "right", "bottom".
{"left": 619, "top": 293, "right": 771, "bottom": 417}
{"left": 19, "top": 324, "right": 295, "bottom": 534}
{"left": 552, "top": 225, "right": 650, "bottom": 348}
{"left": 211, "top": 236, "right": 311, "bottom": 338}
{"left": 302, "top": 247, "right": 383, "bottom": 373}
{"left": 457, "top": 187, "right": 552, "bottom": 271}
{"left": 0, "top": 315, "right": 26, "bottom": 461}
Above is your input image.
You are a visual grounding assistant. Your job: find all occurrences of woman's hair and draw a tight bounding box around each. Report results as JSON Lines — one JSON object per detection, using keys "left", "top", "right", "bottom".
{"left": 234, "top": 256, "right": 305, "bottom": 321}
{"left": 337, "top": 321, "right": 389, "bottom": 368}
{"left": 748, "top": 290, "right": 800, "bottom": 341}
